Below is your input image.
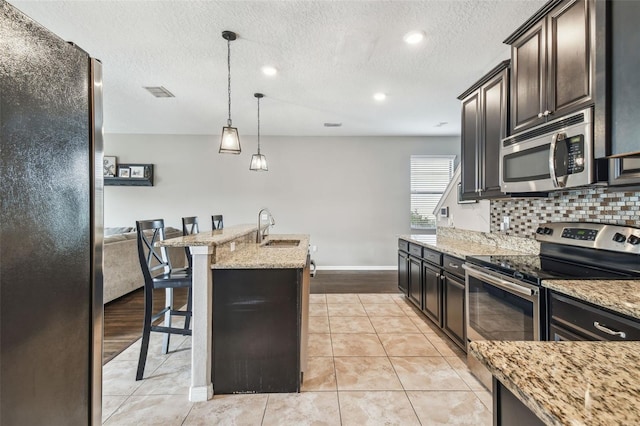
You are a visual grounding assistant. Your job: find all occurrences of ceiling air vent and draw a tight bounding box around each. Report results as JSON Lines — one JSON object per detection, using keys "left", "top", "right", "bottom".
{"left": 324, "top": 122, "right": 342, "bottom": 127}
{"left": 144, "top": 86, "right": 175, "bottom": 98}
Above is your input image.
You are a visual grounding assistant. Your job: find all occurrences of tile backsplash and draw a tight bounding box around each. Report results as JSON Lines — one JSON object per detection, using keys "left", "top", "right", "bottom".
{"left": 491, "top": 187, "right": 640, "bottom": 238}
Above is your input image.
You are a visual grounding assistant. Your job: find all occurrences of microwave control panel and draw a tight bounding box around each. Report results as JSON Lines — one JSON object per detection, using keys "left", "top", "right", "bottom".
{"left": 561, "top": 227, "right": 599, "bottom": 241}
{"left": 565, "top": 135, "right": 585, "bottom": 174}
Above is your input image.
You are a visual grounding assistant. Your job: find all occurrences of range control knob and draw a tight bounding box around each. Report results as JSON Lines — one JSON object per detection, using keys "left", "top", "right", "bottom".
{"left": 628, "top": 235, "right": 640, "bottom": 245}
{"left": 536, "top": 227, "right": 545, "bottom": 234}
{"left": 543, "top": 227, "right": 553, "bottom": 235}
{"left": 613, "top": 232, "right": 627, "bottom": 243}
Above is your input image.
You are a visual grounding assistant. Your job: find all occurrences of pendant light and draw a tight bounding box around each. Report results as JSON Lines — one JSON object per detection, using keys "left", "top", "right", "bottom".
{"left": 219, "top": 30, "right": 241, "bottom": 154}
{"left": 249, "top": 93, "right": 268, "bottom": 171}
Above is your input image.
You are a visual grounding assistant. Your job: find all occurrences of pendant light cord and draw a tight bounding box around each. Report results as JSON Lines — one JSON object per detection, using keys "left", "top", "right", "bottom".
{"left": 257, "top": 96, "right": 261, "bottom": 154}
{"left": 227, "top": 38, "right": 232, "bottom": 126}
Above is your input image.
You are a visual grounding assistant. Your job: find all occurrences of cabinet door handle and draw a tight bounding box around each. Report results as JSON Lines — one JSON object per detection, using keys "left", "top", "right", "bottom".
{"left": 593, "top": 321, "right": 627, "bottom": 339}
{"left": 538, "top": 112, "right": 544, "bottom": 118}
{"left": 448, "top": 263, "right": 459, "bottom": 269}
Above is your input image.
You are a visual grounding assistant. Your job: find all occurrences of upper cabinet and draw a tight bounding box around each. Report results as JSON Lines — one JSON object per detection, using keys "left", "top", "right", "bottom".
{"left": 595, "top": 0, "right": 640, "bottom": 159}
{"left": 459, "top": 61, "right": 509, "bottom": 200}
{"left": 505, "top": 0, "right": 594, "bottom": 134}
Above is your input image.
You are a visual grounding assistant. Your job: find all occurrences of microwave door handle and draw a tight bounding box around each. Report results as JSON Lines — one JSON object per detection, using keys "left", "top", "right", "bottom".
{"left": 549, "top": 132, "right": 559, "bottom": 188}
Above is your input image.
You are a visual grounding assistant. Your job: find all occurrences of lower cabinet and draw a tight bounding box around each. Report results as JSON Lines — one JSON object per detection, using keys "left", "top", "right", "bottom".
{"left": 397, "top": 250, "right": 409, "bottom": 296}
{"left": 398, "top": 239, "right": 466, "bottom": 353}
{"left": 442, "top": 257, "right": 466, "bottom": 351}
{"left": 423, "top": 263, "right": 442, "bottom": 326}
{"left": 548, "top": 291, "right": 640, "bottom": 341}
{"left": 443, "top": 273, "right": 466, "bottom": 349}
{"left": 408, "top": 256, "right": 422, "bottom": 309}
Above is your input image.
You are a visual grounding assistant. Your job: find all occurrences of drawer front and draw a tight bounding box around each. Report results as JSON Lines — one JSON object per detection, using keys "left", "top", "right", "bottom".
{"left": 398, "top": 239, "right": 409, "bottom": 252}
{"left": 409, "top": 243, "right": 423, "bottom": 258}
{"left": 443, "top": 255, "right": 464, "bottom": 278}
{"left": 550, "top": 292, "right": 640, "bottom": 341}
{"left": 422, "top": 248, "right": 442, "bottom": 266}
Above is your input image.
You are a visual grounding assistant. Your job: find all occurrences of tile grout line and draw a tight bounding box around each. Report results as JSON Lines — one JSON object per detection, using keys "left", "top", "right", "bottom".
{"left": 328, "top": 305, "right": 344, "bottom": 425}
{"left": 373, "top": 299, "right": 423, "bottom": 425}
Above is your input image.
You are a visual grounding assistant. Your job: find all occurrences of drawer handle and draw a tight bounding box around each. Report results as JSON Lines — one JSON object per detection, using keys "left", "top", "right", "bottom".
{"left": 593, "top": 321, "right": 627, "bottom": 339}
{"left": 448, "top": 263, "right": 459, "bottom": 269}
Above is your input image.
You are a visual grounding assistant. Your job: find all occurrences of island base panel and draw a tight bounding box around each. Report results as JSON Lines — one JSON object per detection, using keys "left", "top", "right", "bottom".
{"left": 213, "top": 268, "right": 300, "bottom": 394}
{"left": 494, "top": 378, "right": 545, "bottom": 426}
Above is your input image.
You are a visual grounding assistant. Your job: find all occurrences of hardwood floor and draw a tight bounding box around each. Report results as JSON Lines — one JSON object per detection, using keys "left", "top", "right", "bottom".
{"left": 310, "top": 270, "right": 399, "bottom": 294}
{"left": 103, "top": 287, "right": 188, "bottom": 364}
{"left": 103, "top": 271, "right": 399, "bottom": 364}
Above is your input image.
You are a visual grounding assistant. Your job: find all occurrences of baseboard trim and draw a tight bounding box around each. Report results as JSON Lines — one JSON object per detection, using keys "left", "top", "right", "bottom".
{"left": 316, "top": 266, "right": 398, "bottom": 271}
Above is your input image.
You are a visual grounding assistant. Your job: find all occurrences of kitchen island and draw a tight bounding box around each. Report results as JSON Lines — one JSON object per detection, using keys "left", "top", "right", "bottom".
{"left": 158, "top": 225, "right": 310, "bottom": 401}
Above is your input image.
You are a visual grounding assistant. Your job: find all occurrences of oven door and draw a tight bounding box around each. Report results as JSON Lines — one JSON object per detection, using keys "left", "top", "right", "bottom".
{"left": 463, "top": 264, "right": 540, "bottom": 342}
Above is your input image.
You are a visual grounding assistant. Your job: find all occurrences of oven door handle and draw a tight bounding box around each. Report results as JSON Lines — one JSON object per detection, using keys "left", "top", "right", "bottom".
{"left": 462, "top": 264, "right": 536, "bottom": 297}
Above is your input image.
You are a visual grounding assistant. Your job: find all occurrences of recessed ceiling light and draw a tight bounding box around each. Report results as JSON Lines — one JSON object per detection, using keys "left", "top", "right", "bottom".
{"left": 373, "top": 92, "right": 386, "bottom": 101}
{"left": 403, "top": 30, "right": 426, "bottom": 45}
{"left": 261, "top": 65, "right": 278, "bottom": 76}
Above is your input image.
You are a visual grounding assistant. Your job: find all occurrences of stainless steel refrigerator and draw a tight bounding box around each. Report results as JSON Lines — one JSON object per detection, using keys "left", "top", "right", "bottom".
{"left": 1, "top": 1, "right": 103, "bottom": 424}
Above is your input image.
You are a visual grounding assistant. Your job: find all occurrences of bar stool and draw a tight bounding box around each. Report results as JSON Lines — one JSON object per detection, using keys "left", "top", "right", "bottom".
{"left": 135, "top": 219, "right": 192, "bottom": 381}
{"left": 211, "top": 214, "right": 224, "bottom": 230}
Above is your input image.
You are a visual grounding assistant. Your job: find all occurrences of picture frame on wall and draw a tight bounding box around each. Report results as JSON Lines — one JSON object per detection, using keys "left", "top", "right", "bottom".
{"left": 118, "top": 167, "right": 130, "bottom": 178}
{"left": 103, "top": 156, "right": 116, "bottom": 177}
{"left": 130, "top": 166, "right": 145, "bottom": 178}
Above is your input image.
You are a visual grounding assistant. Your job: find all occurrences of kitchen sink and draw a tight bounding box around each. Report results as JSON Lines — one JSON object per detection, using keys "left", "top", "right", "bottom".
{"left": 262, "top": 239, "right": 300, "bottom": 247}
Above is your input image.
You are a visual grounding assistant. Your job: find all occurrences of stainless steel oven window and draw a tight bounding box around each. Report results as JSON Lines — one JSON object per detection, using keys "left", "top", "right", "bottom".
{"left": 464, "top": 265, "right": 540, "bottom": 342}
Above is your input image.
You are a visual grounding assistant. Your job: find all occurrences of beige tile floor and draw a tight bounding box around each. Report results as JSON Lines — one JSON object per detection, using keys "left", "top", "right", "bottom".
{"left": 102, "top": 293, "right": 492, "bottom": 425}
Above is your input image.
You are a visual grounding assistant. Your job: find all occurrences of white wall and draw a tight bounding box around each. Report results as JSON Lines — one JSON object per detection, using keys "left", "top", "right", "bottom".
{"left": 435, "top": 166, "right": 491, "bottom": 233}
{"left": 104, "top": 134, "right": 459, "bottom": 267}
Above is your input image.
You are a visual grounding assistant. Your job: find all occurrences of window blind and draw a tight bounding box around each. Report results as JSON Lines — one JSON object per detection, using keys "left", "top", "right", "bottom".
{"left": 410, "top": 155, "right": 455, "bottom": 229}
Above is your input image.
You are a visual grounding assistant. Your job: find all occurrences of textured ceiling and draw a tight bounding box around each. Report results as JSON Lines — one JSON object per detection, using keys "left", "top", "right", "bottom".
{"left": 9, "top": 0, "right": 546, "bottom": 136}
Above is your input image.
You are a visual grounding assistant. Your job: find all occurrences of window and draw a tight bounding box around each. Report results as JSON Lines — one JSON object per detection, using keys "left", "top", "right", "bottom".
{"left": 411, "top": 155, "right": 455, "bottom": 229}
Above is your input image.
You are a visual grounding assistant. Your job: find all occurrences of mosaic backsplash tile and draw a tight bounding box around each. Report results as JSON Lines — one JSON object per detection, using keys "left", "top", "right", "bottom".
{"left": 490, "top": 187, "right": 640, "bottom": 238}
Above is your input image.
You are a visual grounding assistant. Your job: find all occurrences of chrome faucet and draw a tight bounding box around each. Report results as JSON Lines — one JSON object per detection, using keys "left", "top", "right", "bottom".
{"left": 257, "top": 208, "right": 276, "bottom": 243}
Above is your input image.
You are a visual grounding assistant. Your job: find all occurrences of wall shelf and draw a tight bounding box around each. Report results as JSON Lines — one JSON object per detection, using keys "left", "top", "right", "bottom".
{"left": 104, "top": 163, "right": 154, "bottom": 186}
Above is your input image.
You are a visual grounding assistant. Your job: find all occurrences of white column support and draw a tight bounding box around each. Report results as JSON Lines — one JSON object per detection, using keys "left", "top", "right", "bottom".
{"left": 188, "top": 245, "right": 214, "bottom": 401}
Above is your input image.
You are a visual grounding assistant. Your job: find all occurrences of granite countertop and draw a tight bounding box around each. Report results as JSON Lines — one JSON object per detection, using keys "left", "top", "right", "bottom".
{"left": 212, "top": 234, "right": 310, "bottom": 269}
{"left": 400, "top": 234, "right": 528, "bottom": 259}
{"left": 542, "top": 279, "right": 640, "bottom": 321}
{"left": 469, "top": 340, "right": 640, "bottom": 426}
{"left": 156, "top": 223, "right": 257, "bottom": 247}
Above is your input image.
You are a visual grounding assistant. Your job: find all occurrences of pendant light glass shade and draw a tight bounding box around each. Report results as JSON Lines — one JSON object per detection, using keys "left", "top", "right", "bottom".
{"left": 219, "top": 31, "right": 241, "bottom": 154}
{"left": 249, "top": 153, "right": 268, "bottom": 171}
{"left": 219, "top": 122, "right": 240, "bottom": 154}
{"left": 249, "top": 93, "right": 268, "bottom": 171}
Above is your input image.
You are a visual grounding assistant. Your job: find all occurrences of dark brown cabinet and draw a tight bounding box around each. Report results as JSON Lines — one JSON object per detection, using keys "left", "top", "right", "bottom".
{"left": 397, "top": 240, "right": 464, "bottom": 352}
{"left": 609, "top": 156, "right": 640, "bottom": 186}
{"left": 459, "top": 61, "right": 509, "bottom": 200}
{"left": 595, "top": 0, "right": 640, "bottom": 162}
{"left": 408, "top": 256, "right": 422, "bottom": 309}
{"left": 442, "top": 255, "right": 466, "bottom": 350}
{"left": 397, "top": 240, "right": 409, "bottom": 295}
{"left": 506, "top": 0, "right": 594, "bottom": 134}
{"left": 548, "top": 291, "right": 640, "bottom": 341}
{"left": 423, "top": 263, "right": 442, "bottom": 326}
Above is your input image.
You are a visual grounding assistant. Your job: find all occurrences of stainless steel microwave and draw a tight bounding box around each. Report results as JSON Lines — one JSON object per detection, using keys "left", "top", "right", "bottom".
{"left": 500, "top": 108, "right": 594, "bottom": 193}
